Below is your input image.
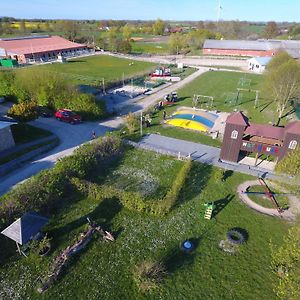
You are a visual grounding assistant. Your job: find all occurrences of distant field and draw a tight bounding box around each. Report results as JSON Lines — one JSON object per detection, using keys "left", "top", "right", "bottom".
{"left": 246, "top": 24, "right": 266, "bottom": 34}
{"left": 131, "top": 42, "right": 169, "bottom": 55}
{"left": 27, "top": 55, "right": 156, "bottom": 85}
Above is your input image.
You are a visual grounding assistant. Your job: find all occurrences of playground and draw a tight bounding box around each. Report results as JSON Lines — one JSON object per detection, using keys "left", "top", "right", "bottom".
{"left": 165, "top": 106, "right": 229, "bottom": 134}
{"left": 0, "top": 146, "right": 290, "bottom": 299}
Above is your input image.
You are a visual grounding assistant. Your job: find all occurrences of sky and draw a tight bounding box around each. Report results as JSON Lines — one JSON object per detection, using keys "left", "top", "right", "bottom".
{"left": 1, "top": 0, "right": 300, "bottom": 22}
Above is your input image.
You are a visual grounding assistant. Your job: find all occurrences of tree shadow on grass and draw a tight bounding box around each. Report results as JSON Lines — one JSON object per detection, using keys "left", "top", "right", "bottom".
{"left": 259, "top": 100, "right": 273, "bottom": 113}
{"left": 48, "top": 197, "right": 122, "bottom": 249}
{"left": 212, "top": 194, "right": 234, "bottom": 218}
{"left": 176, "top": 162, "right": 213, "bottom": 207}
{"left": 164, "top": 238, "right": 201, "bottom": 274}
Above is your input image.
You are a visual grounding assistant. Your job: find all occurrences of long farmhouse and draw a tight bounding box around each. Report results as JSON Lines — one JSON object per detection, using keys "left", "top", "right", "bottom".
{"left": 0, "top": 35, "right": 90, "bottom": 64}
{"left": 203, "top": 39, "right": 300, "bottom": 58}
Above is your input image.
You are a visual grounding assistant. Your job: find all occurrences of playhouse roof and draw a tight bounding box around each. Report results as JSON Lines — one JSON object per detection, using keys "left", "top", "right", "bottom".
{"left": 226, "top": 111, "right": 249, "bottom": 126}
{"left": 245, "top": 124, "right": 285, "bottom": 140}
{"left": 284, "top": 121, "right": 300, "bottom": 135}
{"left": 1, "top": 212, "right": 48, "bottom": 245}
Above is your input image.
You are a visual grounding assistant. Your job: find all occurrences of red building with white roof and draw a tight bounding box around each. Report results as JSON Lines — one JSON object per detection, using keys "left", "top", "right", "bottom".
{"left": 0, "top": 35, "right": 89, "bottom": 64}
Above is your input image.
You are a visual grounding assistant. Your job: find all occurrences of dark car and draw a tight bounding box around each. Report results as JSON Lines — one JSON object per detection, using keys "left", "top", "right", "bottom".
{"left": 37, "top": 106, "right": 52, "bottom": 118}
{"left": 55, "top": 109, "right": 82, "bottom": 124}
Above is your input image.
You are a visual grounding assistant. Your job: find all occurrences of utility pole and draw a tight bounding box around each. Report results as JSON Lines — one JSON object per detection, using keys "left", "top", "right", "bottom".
{"left": 102, "top": 78, "right": 106, "bottom": 94}
{"left": 140, "top": 111, "right": 143, "bottom": 137}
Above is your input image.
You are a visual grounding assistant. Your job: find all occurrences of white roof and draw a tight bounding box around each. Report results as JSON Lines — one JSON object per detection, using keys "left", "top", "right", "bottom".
{"left": 248, "top": 57, "right": 272, "bottom": 66}
{"left": 0, "top": 121, "right": 16, "bottom": 129}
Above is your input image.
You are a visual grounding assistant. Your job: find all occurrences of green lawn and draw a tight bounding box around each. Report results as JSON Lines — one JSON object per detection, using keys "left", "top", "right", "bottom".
{"left": 131, "top": 42, "right": 169, "bottom": 55}
{"left": 10, "top": 124, "right": 52, "bottom": 145}
{"left": 29, "top": 55, "right": 156, "bottom": 86}
{"left": 0, "top": 147, "right": 289, "bottom": 299}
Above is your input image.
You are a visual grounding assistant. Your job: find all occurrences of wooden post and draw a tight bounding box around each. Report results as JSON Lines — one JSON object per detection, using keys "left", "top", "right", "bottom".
{"left": 16, "top": 242, "right": 21, "bottom": 255}
{"left": 254, "top": 153, "right": 259, "bottom": 167}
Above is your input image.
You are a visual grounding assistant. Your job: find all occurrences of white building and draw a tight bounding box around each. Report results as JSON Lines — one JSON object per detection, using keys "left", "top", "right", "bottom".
{"left": 248, "top": 57, "right": 272, "bottom": 73}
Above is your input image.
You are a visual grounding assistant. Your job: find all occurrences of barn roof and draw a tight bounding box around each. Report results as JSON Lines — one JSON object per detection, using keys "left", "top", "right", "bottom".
{"left": 203, "top": 39, "right": 279, "bottom": 51}
{"left": 0, "top": 35, "right": 86, "bottom": 55}
{"left": 226, "top": 111, "right": 249, "bottom": 126}
{"left": 203, "top": 39, "right": 300, "bottom": 55}
{"left": 1, "top": 212, "right": 48, "bottom": 245}
{"left": 245, "top": 124, "right": 285, "bottom": 140}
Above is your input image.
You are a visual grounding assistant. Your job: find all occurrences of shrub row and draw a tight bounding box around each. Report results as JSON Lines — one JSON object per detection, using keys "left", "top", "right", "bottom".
{"left": 0, "top": 136, "right": 123, "bottom": 230}
{"left": 71, "top": 159, "right": 192, "bottom": 216}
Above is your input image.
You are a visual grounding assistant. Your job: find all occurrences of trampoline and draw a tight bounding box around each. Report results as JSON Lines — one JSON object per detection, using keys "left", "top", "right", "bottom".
{"left": 166, "top": 108, "right": 218, "bottom": 132}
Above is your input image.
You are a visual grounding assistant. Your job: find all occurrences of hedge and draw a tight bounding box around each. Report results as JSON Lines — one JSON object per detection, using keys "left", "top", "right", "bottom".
{"left": 0, "top": 136, "right": 123, "bottom": 230}
{"left": 71, "top": 159, "right": 192, "bottom": 216}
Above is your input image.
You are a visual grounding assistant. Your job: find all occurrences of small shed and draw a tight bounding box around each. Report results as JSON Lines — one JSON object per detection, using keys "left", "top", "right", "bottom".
{"left": 248, "top": 57, "right": 272, "bottom": 73}
{"left": 1, "top": 212, "right": 48, "bottom": 253}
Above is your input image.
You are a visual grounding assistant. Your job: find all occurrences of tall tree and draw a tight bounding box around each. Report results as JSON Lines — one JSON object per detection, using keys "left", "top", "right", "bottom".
{"left": 122, "top": 24, "right": 132, "bottom": 40}
{"left": 62, "top": 21, "right": 79, "bottom": 42}
{"left": 267, "top": 51, "right": 293, "bottom": 71}
{"left": 264, "top": 21, "right": 278, "bottom": 38}
{"left": 276, "top": 147, "right": 300, "bottom": 177}
{"left": 270, "top": 225, "right": 300, "bottom": 300}
{"left": 262, "top": 57, "right": 300, "bottom": 124}
{"left": 152, "top": 19, "right": 165, "bottom": 35}
{"left": 168, "top": 33, "right": 186, "bottom": 54}
{"left": 108, "top": 27, "right": 118, "bottom": 52}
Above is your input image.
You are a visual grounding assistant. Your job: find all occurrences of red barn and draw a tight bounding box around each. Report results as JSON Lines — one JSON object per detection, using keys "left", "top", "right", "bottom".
{"left": 203, "top": 39, "right": 300, "bottom": 58}
{"left": 0, "top": 35, "right": 90, "bottom": 64}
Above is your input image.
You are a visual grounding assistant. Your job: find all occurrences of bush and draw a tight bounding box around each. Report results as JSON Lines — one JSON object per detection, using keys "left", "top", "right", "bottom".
{"left": 0, "top": 136, "right": 123, "bottom": 230}
{"left": 132, "top": 260, "right": 167, "bottom": 292}
{"left": 8, "top": 101, "right": 38, "bottom": 122}
{"left": 125, "top": 112, "right": 139, "bottom": 134}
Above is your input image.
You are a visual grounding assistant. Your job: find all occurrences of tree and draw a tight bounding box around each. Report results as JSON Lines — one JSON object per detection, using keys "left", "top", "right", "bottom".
{"left": 62, "top": 21, "right": 79, "bottom": 41}
{"left": 168, "top": 33, "right": 187, "bottom": 54}
{"left": 270, "top": 225, "right": 300, "bottom": 300}
{"left": 122, "top": 24, "right": 132, "bottom": 41}
{"left": 264, "top": 21, "right": 279, "bottom": 38}
{"left": 262, "top": 58, "right": 300, "bottom": 124}
{"left": 152, "top": 19, "right": 165, "bottom": 35}
{"left": 267, "top": 51, "right": 293, "bottom": 71}
{"left": 276, "top": 147, "right": 300, "bottom": 177}
{"left": 108, "top": 27, "right": 118, "bottom": 52}
{"left": 117, "top": 40, "right": 132, "bottom": 54}
{"left": 19, "top": 20, "right": 26, "bottom": 33}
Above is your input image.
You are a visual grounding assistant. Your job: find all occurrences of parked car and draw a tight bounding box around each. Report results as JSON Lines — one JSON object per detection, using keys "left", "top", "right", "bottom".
{"left": 55, "top": 109, "right": 82, "bottom": 124}
{"left": 37, "top": 106, "right": 52, "bottom": 118}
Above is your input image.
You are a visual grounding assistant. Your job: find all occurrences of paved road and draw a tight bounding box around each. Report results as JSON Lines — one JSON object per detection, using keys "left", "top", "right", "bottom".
{"left": 136, "top": 134, "right": 285, "bottom": 181}
{"left": 104, "top": 52, "right": 248, "bottom": 70}
{"left": 0, "top": 68, "right": 207, "bottom": 196}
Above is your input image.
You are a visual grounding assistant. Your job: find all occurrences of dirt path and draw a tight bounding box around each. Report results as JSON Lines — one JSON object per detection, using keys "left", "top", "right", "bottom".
{"left": 237, "top": 180, "right": 300, "bottom": 221}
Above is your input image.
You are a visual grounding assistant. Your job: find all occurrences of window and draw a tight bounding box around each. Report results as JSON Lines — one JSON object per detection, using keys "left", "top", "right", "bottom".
{"left": 288, "top": 140, "right": 298, "bottom": 150}
{"left": 231, "top": 130, "right": 238, "bottom": 140}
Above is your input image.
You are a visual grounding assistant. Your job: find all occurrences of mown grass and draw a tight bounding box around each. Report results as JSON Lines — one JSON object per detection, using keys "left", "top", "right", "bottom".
{"left": 29, "top": 55, "right": 156, "bottom": 85}
{"left": 0, "top": 148, "right": 289, "bottom": 299}
{"left": 131, "top": 42, "right": 169, "bottom": 55}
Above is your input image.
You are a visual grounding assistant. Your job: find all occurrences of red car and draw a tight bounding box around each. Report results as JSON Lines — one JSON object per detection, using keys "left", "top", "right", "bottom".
{"left": 55, "top": 109, "right": 82, "bottom": 124}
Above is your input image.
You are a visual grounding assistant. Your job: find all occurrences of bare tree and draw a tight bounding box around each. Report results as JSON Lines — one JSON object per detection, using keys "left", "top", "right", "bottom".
{"left": 263, "top": 58, "right": 300, "bottom": 124}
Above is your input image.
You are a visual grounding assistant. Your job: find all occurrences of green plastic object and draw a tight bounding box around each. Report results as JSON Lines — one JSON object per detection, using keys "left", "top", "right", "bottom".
{"left": 204, "top": 202, "right": 214, "bottom": 220}
{"left": 0, "top": 59, "right": 18, "bottom": 68}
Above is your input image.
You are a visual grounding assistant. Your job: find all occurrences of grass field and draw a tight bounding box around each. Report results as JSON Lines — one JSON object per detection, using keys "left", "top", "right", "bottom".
{"left": 0, "top": 147, "right": 289, "bottom": 299}
{"left": 131, "top": 42, "right": 169, "bottom": 55}
{"left": 139, "top": 70, "right": 288, "bottom": 146}
{"left": 30, "top": 55, "right": 156, "bottom": 86}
